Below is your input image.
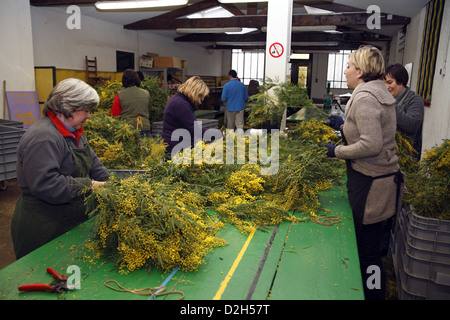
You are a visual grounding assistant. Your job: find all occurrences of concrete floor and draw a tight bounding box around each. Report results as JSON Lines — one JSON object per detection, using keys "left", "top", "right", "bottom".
{"left": 0, "top": 179, "right": 20, "bottom": 269}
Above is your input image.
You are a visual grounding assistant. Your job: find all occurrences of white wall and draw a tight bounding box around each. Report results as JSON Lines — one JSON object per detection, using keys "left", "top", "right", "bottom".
{"left": 0, "top": 0, "right": 36, "bottom": 120}
{"left": 402, "top": 7, "right": 427, "bottom": 91}
{"left": 421, "top": 1, "right": 450, "bottom": 152}
{"left": 30, "top": 6, "right": 224, "bottom": 77}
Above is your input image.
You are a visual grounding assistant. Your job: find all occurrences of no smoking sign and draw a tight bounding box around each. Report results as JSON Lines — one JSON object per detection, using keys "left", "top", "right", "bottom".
{"left": 269, "top": 42, "right": 284, "bottom": 58}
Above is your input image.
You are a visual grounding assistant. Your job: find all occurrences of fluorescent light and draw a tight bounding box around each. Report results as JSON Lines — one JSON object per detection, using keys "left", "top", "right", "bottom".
{"left": 186, "top": 6, "right": 233, "bottom": 19}
{"left": 292, "top": 25, "right": 336, "bottom": 32}
{"left": 219, "top": 0, "right": 267, "bottom": 3}
{"left": 225, "top": 28, "right": 258, "bottom": 35}
{"left": 95, "top": 0, "right": 188, "bottom": 10}
{"left": 177, "top": 27, "right": 242, "bottom": 34}
{"left": 304, "top": 5, "right": 334, "bottom": 15}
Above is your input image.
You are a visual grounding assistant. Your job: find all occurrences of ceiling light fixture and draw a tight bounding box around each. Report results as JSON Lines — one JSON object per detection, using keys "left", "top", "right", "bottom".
{"left": 95, "top": 0, "right": 188, "bottom": 10}
{"left": 225, "top": 28, "right": 258, "bottom": 35}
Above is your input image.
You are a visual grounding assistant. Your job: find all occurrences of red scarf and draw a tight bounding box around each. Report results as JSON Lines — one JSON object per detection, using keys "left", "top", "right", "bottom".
{"left": 47, "top": 110, "right": 84, "bottom": 145}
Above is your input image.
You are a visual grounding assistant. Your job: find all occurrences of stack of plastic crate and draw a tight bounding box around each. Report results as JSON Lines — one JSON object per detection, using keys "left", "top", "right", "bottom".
{"left": 0, "top": 120, "right": 26, "bottom": 188}
{"left": 390, "top": 205, "right": 450, "bottom": 299}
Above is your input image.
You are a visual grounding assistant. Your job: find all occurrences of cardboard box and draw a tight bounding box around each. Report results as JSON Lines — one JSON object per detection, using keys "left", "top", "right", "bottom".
{"left": 139, "top": 57, "right": 153, "bottom": 68}
{"left": 145, "top": 52, "right": 159, "bottom": 58}
{"left": 153, "top": 56, "right": 182, "bottom": 69}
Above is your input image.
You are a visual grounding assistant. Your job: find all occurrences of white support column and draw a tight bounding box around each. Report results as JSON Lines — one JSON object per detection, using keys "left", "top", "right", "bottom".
{"left": 264, "top": 0, "right": 293, "bottom": 83}
{"left": 264, "top": 0, "right": 293, "bottom": 131}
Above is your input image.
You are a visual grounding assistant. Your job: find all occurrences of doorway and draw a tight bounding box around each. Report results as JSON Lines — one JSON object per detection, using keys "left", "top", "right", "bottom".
{"left": 290, "top": 56, "right": 312, "bottom": 98}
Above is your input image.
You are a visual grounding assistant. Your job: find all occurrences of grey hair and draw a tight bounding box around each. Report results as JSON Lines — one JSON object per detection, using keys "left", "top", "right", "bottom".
{"left": 43, "top": 78, "right": 99, "bottom": 117}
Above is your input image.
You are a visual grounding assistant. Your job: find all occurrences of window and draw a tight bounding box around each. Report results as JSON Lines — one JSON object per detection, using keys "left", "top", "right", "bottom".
{"left": 116, "top": 51, "right": 135, "bottom": 72}
{"left": 327, "top": 50, "right": 353, "bottom": 89}
{"left": 231, "top": 49, "right": 265, "bottom": 85}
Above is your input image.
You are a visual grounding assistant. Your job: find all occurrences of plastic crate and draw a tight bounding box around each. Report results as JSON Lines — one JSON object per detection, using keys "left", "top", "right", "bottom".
{"left": 390, "top": 208, "right": 450, "bottom": 299}
{"left": 0, "top": 125, "right": 26, "bottom": 146}
{"left": 407, "top": 211, "right": 450, "bottom": 243}
{"left": 0, "top": 125, "right": 25, "bottom": 181}
{"left": 0, "top": 119, "right": 23, "bottom": 129}
{"left": 0, "top": 148, "right": 17, "bottom": 164}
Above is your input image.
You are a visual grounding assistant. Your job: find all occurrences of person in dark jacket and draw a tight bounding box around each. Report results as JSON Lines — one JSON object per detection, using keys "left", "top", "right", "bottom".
{"left": 383, "top": 64, "right": 424, "bottom": 158}
{"left": 11, "top": 78, "right": 110, "bottom": 259}
{"left": 111, "top": 69, "right": 151, "bottom": 137}
{"left": 162, "top": 76, "right": 214, "bottom": 157}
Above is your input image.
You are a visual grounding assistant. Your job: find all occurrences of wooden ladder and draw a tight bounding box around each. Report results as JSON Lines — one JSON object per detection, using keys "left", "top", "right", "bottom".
{"left": 85, "top": 56, "right": 111, "bottom": 86}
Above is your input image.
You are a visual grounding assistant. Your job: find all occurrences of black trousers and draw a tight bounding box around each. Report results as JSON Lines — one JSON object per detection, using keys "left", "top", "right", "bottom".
{"left": 346, "top": 163, "right": 396, "bottom": 300}
{"left": 358, "top": 221, "right": 386, "bottom": 300}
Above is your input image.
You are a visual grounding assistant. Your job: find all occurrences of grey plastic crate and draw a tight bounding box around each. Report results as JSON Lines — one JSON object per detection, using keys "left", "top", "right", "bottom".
{"left": 0, "top": 151, "right": 17, "bottom": 164}
{"left": 0, "top": 119, "right": 23, "bottom": 129}
{"left": 391, "top": 208, "right": 450, "bottom": 299}
{"left": 0, "top": 125, "right": 25, "bottom": 182}
{"left": 407, "top": 210, "right": 450, "bottom": 242}
{"left": 0, "top": 125, "right": 26, "bottom": 146}
{"left": 398, "top": 255, "right": 450, "bottom": 300}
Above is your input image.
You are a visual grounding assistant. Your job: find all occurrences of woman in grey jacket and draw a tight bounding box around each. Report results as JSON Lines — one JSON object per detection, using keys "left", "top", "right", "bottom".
{"left": 383, "top": 63, "right": 424, "bottom": 158}
{"left": 11, "top": 78, "right": 110, "bottom": 259}
{"left": 325, "top": 46, "right": 405, "bottom": 300}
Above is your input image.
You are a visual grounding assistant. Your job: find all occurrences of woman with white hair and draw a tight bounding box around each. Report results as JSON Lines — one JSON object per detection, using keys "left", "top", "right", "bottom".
{"left": 11, "top": 78, "right": 110, "bottom": 259}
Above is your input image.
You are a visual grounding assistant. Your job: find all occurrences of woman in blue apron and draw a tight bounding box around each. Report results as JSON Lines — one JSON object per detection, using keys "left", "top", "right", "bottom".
{"left": 11, "top": 78, "right": 110, "bottom": 260}
{"left": 325, "top": 46, "right": 405, "bottom": 300}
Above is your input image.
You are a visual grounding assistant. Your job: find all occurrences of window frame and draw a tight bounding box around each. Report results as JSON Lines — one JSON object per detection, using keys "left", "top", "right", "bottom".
{"left": 231, "top": 49, "right": 265, "bottom": 85}
{"left": 327, "top": 50, "right": 353, "bottom": 89}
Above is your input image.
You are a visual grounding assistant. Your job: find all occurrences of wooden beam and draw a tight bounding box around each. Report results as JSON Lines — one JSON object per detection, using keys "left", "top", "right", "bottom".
{"left": 306, "top": 3, "right": 366, "bottom": 13}
{"left": 219, "top": 3, "right": 244, "bottom": 16}
{"left": 125, "top": 15, "right": 267, "bottom": 30}
{"left": 207, "top": 43, "right": 360, "bottom": 51}
{"left": 149, "top": 0, "right": 218, "bottom": 20}
{"left": 125, "top": 12, "right": 410, "bottom": 30}
{"left": 30, "top": 0, "right": 97, "bottom": 5}
{"left": 246, "top": 3, "right": 258, "bottom": 16}
{"left": 174, "top": 31, "right": 391, "bottom": 43}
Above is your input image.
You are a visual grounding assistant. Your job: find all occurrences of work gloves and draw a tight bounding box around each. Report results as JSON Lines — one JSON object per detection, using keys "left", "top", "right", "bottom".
{"left": 327, "top": 115, "right": 344, "bottom": 130}
{"left": 324, "top": 142, "right": 336, "bottom": 158}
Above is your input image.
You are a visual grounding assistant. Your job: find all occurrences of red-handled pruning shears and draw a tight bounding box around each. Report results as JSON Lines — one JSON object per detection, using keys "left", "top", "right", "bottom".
{"left": 18, "top": 267, "right": 69, "bottom": 293}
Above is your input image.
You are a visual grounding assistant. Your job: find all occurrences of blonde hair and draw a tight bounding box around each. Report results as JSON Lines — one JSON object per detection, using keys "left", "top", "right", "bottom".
{"left": 178, "top": 76, "right": 209, "bottom": 105}
{"left": 348, "top": 45, "right": 385, "bottom": 82}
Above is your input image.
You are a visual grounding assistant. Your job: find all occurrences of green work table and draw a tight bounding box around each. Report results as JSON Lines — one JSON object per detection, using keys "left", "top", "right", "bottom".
{"left": 0, "top": 183, "right": 363, "bottom": 301}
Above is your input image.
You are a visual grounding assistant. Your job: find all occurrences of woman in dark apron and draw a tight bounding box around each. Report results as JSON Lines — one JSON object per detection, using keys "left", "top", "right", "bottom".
{"left": 325, "top": 46, "right": 405, "bottom": 300}
{"left": 11, "top": 78, "right": 110, "bottom": 260}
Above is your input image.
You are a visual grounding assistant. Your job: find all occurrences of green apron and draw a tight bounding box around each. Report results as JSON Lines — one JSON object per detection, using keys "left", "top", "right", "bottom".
{"left": 11, "top": 136, "right": 93, "bottom": 260}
